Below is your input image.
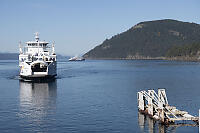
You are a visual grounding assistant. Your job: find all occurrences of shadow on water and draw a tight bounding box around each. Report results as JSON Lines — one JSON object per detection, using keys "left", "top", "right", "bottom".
{"left": 18, "top": 80, "right": 57, "bottom": 131}
{"left": 138, "top": 112, "right": 177, "bottom": 133}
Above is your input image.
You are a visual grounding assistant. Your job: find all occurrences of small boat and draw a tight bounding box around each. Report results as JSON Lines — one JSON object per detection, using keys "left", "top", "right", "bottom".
{"left": 19, "top": 32, "right": 57, "bottom": 80}
{"left": 68, "top": 56, "right": 85, "bottom": 61}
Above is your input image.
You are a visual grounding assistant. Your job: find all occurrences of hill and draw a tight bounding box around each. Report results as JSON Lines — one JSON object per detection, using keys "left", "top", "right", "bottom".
{"left": 0, "top": 53, "right": 18, "bottom": 60}
{"left": 83, "top": 19, "right": 200, "bottom": 59}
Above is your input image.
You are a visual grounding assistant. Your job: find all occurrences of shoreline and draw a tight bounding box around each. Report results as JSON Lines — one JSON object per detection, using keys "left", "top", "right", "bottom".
{"left": 85, "top": 56, "right": 200, "bottom": 62}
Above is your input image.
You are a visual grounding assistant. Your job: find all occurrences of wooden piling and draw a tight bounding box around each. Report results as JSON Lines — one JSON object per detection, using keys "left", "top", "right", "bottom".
{"left": 137, "top": 92, "right": 145, "bottom": 111}
{"left": 148, "top": 90, "right": 154, "bottom": 117}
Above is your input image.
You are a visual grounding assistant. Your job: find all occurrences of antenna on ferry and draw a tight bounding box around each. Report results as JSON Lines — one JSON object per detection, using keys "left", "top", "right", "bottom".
{"left": 19, "top": 41, "right": 23, "bottom": 54}
{"left": 52, "top": 41, "right": 55, "bottom": 55}
{"left": 35, "top": 32, "right": 40, "bottom": 54}
{"left": 35, "top": 32, "right": 39, "bottom": 41}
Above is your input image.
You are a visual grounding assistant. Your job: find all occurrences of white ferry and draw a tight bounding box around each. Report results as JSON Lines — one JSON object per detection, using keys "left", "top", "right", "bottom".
{"left": 19, "top": 33, "right": 57, "bottom": 80}
{"left": 69, "top": 56, "right": 85, "bottom": 61}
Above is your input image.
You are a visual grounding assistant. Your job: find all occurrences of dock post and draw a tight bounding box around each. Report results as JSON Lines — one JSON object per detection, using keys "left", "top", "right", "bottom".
{"left": 148, "top": 90, "right": 154, "bottom": 117}
{"left": 137, "top": 92, "right": 145, "bottom": 111}
{"left": 158, "top": 90, "right": 165, "bottom": 123}
{"left": 199, "top": 109, "right": 200, "bottom": 133}
{"left": 158, "top": 108, "right": 165, "bottom": 123}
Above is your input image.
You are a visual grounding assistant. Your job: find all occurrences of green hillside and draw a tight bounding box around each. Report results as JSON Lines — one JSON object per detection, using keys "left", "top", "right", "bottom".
{"left": 83, "top": 19, "right": 200, "bottom": 59}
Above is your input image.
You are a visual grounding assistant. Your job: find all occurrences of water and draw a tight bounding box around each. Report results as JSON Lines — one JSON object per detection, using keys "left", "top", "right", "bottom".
{"left": 0, "top": 59, "right": 200, "bottom": 133}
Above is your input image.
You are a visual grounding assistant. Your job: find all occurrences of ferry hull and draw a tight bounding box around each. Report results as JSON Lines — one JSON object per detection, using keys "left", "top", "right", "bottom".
{"left": 20, "top": 74, "right": 57, "bottom": 82}
{"left": 19, "top": 60, "right": 57, "bottom": 81}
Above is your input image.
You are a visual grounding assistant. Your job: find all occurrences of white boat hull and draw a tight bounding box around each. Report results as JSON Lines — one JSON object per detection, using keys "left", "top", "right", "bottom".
{"left": 19, "top": 60, "right": 57, "bottom": 79}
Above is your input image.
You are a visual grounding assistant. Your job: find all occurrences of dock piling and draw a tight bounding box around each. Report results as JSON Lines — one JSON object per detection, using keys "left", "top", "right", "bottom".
{"left": 137, "top": 91, "right": 145, "bottom": 111}
{"left": 147, "top": 90, "right": 154, "bottom": 116}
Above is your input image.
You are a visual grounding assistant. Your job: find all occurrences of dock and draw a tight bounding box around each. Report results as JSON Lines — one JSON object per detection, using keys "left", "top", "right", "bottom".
{"left": 137, "top": 89, "right": 199, "bottom": 125}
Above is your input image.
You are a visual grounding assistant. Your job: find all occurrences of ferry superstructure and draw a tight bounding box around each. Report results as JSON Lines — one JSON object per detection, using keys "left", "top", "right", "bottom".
{"left": 19, "top": 33, "right": 57, "bottom": 80}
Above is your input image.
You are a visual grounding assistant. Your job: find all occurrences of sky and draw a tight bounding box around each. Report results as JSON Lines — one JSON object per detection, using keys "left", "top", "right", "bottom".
{"left": 0, "top": 0, "right": 200, "bottom": 56}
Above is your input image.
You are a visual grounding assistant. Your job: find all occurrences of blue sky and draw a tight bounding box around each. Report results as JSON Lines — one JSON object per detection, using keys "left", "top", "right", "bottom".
{"left": 0, "top": 0, "right": 199, "bottom": 55}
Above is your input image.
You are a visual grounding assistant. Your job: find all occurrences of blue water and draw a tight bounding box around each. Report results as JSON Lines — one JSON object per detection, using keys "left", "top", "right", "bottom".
{"left": 0, "top": 60, "right": 200, "bottom": 133}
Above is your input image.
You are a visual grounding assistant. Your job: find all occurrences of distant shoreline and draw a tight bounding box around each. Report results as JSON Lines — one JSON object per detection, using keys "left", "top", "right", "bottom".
{"left": 85, "top": 56, "right": 200, "bottom": 62}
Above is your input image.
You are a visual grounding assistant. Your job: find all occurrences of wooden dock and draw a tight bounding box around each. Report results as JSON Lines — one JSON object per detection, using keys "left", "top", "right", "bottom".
{"left": 137, "top": 89, "right": 199, "bottom": 125}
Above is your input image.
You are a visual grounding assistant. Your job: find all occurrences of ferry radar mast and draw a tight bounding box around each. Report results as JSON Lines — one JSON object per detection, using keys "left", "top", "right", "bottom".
{"left": 52, "top": 41, "right": 55, "bottom": 55}
{"left": 35, "top": 32, "right": 39, "bottom": 41}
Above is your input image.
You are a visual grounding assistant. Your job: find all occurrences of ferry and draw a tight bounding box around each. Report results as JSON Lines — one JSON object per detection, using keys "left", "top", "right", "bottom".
{"left": 68, "top": 56, "right": 85, "bottom": 61}
{"left": 19, "top": 32, "right": 57, "bottom": 80}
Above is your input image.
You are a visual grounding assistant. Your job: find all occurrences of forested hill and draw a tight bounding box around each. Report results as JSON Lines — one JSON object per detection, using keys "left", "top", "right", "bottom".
{"left": 83, "top": 19, "right": 200, "bottom": 59}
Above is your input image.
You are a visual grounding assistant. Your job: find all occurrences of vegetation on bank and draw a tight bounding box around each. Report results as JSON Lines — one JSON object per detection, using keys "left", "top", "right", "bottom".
{"left": 166, "top": 43, "right": 200, "bottom": 57}
{"left": 165, "top": 43, "right": 200, "bottom": 61}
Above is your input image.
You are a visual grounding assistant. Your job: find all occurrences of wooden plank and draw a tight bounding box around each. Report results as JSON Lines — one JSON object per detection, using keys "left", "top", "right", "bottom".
{"left": 169, "top": 117, "right": 198, "bottom": 121}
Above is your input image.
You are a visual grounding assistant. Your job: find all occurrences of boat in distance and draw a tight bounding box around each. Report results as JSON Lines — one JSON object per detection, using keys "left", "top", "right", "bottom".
{"left": 19, "top": 32, "right": 57, "bottom": 80}
{"left": 68, "top": 56, "right": 85, "bottom": 61}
